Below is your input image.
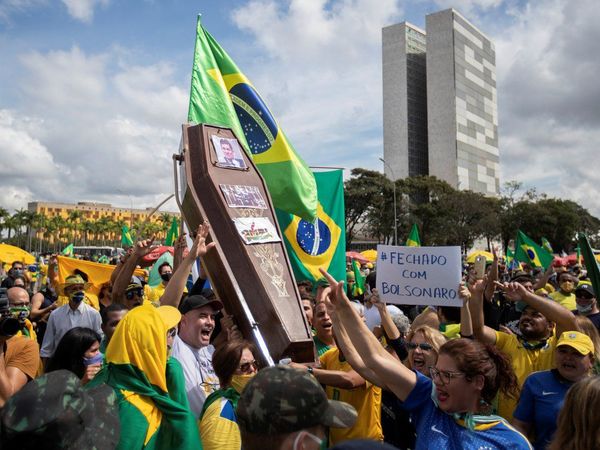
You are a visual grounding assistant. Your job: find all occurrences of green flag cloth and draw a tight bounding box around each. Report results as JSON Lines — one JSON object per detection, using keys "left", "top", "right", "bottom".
{"left": 121, "top": 225, "right": 134, "bottom": 247}
{"left": 515, "top": 230, "right": 554, "bottom": 269}
{"left": 351, "top": 259, "right": 365, "bottom": 297}
{"left": 506, "top": 247, "right": 520, "bottom": 271}
{"left": 165, "top": 217, "right": 179, "bottom": 246}
{"left": 541, "top": 237, "right": 553, "bottom": 254}
{"left": 406, "top": 224, "right": 421, "bottom": 247}
{"left": 578, "top": 233, "right": 600, "bottom": 298}
{"left": 61, "top": 243, "right": 74, "bottom": 257}
{"left": 275, "top": 170, "right": 345, "bottom": 285}
{"left": 188, "top": 16, "right": 317, "bottom": 221}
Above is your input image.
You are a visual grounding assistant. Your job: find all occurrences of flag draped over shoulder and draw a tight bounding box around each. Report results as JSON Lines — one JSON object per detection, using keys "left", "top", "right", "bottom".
{"left": 187, "top": 16, "right": 317, "bottom": 221}
{"left": 578, "top": 233, "right": 600, "bottom": 298}
{"left": 87, "top": 305, "right": 201, "bottom": 450}
{"left": 275, "top": 170, "right": 345, "bottom": 285}
{"left": 122, "top": 225, "right": 134, "bottom": 247}
{"left": 515, "top": 230, "right": 554, "bottom": 269}
{"left": 406, "top": 224, "right": 421, "bottom": 247}
{"left": 165, "top": 217, "right": 179, "bottom": 246}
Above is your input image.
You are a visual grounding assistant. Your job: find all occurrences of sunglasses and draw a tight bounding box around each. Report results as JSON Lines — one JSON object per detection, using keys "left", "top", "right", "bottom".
{"left": 167, "top": 328, "right": 177, "bottom": 339}
{"left": 407, "top": 342, "right": 433, "bottom": 351}
{"left": 576, "top": 293, "right": 594, "bottom": 300}
{"left": 238, "top": 360, "right": 258, "bottom": 373}
{"left": 125, "top": 289, "right": 144, "bottom": 300}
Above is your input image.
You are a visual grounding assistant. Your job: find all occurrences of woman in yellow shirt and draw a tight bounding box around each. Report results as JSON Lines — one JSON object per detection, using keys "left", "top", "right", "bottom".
{"left": 198, "top": 340, "right": 259, "bottom": 450}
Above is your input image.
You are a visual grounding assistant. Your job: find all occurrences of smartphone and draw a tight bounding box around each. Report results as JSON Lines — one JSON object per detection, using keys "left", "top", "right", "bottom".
{"left": 474, "top": 255, "right": 487, "bottom": 280}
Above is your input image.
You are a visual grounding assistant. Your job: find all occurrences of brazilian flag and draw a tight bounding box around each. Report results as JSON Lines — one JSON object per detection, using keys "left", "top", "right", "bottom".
{"left": 188, "top": 16, "right": 317, "bottom": 222}
{"left": 121, "top": 225, "right": 134, "bottom": 247}
{"left": 515, "top": 230, "right": 554, "bottom": 269}
{"left": 406, "top": 224, "right": 421, "bottom": 247}
{"left": 351, "top": 259, "right": 365, "bottom": 296}
{"left": 165, "top": 217, "right": 178, "bottom": 246}
{"left": 275, "top": 170, "right": 346, "bottom": 285}
{"left": 578, "top": 233, "right": 600, "bottom": 298}
{"left": 61, "top": 243, "right": 74, "bottom": 257}
{"left": 541, "top": 237, "right": 553, "bottom": 254}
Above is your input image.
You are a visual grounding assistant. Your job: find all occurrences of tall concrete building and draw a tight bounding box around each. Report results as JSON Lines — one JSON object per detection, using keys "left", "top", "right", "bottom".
{"left": 382, "top": 8, "right": 499, "bottom": 195}
{"left": 382, "top": 22, "right": 428, "bottom": 180}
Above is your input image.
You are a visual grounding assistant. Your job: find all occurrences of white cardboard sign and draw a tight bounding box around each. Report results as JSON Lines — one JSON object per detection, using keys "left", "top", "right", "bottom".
{"left": 376, "top": 245, "right": 462, "bottom": 307}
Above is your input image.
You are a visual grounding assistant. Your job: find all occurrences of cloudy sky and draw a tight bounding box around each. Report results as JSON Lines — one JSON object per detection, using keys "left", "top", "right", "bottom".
{"left": 0, "top": 0, "right": 598, "bottom": 217}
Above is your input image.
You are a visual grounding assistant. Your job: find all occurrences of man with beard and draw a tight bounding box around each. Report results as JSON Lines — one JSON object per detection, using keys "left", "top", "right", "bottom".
{"left": 469, "top": 272, "right": 578, "bottom": 420}
{"left": 171, "top": 294, "right": 224, "bottom": 418}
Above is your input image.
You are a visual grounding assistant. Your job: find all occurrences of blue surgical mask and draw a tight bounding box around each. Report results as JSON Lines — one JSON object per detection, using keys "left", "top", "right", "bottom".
{"left": 69, "top": 291, "right": 85, "bottom": 303}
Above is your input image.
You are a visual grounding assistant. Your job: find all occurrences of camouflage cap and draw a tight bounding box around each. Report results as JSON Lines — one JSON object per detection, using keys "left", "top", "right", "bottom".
{"left": 0, "top": 370, "right": 120, "bottom": 450}
{"left": 236, "top": 365, "right": 357, "bottom": 435}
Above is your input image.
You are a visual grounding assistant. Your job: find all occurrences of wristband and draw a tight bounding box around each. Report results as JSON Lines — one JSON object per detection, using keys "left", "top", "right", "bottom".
{"left": 307, "top": 366, "right": 314, "bottom": 375}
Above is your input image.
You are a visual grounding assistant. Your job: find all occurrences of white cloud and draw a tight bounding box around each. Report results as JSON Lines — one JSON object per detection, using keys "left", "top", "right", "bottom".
{"left": 0, "top": 45, "right": 187, "bottom": 212}
{"left": 61, "top": 0, "right": 109, "bottom": 23}
{"left": 230, "top": 0, "right": 401, "bottom": 167}
{"left": 492, "top": 0, "right": 600, "bottom": 215}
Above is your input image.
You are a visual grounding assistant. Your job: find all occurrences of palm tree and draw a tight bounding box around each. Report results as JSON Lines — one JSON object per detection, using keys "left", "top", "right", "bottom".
{"left": 67, "top": 210, "right": 83, "bottom": 245}
{"left": 0, "top": 207, "right": 9, "bottom": 240}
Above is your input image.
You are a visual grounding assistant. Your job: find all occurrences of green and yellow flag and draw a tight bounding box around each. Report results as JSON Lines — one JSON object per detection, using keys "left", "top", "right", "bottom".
{"left": 87, "top": 305, "right": 201, "bottom": 450}
{"left": 121, "top": 225, "right": 134, "bottom": 247}
{"left": 578, "top": 233, "right": 600, "bottom": 298}
{"left": 188, "top": 16, "right": 317, "bottom": 221}
{"left": 61, "top": 243, "right": 74, "bottom": 257}
{"left": 165, "top": 217, "right": 178, "bottom": 246}
{"left": 515, "top": 230, "right": 554, "bottom": 269}
{"left": 541, "top": 237, "right": 553, "bottom": 254}
{"left": 406, "top": 224, "right": 421, "bottom": 247}
{"left": 275, "top": 170, "right": 345, "bottom": 285}
{"left": 351, "top": 259, "right": 365, "bottom": 297}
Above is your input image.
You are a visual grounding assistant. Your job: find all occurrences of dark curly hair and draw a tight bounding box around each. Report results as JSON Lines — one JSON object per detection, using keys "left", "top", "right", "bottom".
{"left": 439, "top": 338, "right": 519, "bottom": 404}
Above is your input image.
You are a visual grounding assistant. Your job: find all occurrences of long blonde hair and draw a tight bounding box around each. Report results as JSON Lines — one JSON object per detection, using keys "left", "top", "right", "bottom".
{"left": 405, "top": 325, "right": 446, "bottom": 369}
{"left": 549, "top": 376, "right": 600, "bottom": 450}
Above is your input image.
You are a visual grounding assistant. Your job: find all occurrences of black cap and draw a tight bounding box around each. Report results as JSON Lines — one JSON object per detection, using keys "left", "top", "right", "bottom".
{"left": 510, "top": 271, "right": 533, "bottom": 283}
{"left": 179, "top": 294, "right": 223, "bottom": 314}
{"left": 575, "top": 283, "right": 596, "bottom": 297}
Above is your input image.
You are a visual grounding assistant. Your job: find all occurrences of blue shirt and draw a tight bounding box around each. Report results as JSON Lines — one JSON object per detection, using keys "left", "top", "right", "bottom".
{"left": 513, "top": 370, "right": 572, "bottom": 450}
{"left": 404, "top": 371, "right": 532, "bottom": 450}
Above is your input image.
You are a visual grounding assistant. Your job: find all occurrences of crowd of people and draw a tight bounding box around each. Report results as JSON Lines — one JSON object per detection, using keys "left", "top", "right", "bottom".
{"left": 0, "top": 230, "right": 599, "bottom": 449}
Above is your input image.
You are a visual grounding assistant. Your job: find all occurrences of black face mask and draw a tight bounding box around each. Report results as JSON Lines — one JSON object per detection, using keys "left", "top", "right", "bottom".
{"left": 160, "top": 273, "right": 172, "bottom": 282}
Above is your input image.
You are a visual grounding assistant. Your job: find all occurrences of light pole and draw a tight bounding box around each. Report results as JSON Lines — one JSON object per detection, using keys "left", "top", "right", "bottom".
{"left": 379, "top": 157, "right": 398, "bottom": 245}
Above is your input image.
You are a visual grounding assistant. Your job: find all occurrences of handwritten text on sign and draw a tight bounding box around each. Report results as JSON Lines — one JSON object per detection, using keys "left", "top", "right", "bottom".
{"left": 376, "top": 245, "right": 462, "bottom": 307}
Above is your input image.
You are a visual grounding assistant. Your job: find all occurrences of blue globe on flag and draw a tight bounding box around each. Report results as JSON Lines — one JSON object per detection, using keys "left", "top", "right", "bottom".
{"left": 296, "top": 219, "right": 331, "bottom": 256}
{"left": 229, "top": 83, "right": 278, "bottom": 155}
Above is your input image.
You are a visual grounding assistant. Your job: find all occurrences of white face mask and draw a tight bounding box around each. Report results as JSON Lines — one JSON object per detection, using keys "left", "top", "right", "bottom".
{"left": 292, "top": 430, "right": 324, "bottom": 450}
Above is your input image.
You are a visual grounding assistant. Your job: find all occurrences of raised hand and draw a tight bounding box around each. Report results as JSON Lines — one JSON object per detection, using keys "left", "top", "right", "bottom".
{"left": 494, "top": 281, "right": 526, "bottom": 302}
{"left": 133, "top": 236, "right": 157, "bottom": 257}
{"left": 189, "top": 222, "right": 216, "bottom": 259}
{"left": 319, "top": 268, "right": 350, "bottom": 309}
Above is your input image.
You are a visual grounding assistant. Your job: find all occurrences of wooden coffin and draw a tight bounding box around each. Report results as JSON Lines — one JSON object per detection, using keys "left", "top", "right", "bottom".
{"left": 178, "top": 123, "right": 315, "bottom": 364}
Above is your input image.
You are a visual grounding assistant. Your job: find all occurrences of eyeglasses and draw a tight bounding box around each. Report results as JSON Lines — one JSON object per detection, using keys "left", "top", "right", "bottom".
{"left": 407, "top": 342, "right": 433, "bottom": 351}
{"left": 125, "top": 289, "right": 144, "bottom": 300}
{"left": 429, "top": 367, "right": 466, "bottom": 385}
{"left": 167, "top": 328, "right": 177, "bottom": 339}
{"left": 238, "top": 360, "right": 258, "bottom": 373}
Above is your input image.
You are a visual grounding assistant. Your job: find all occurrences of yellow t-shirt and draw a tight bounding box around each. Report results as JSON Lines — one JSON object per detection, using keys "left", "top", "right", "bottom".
{"left": 494, "top": 330, "right": 558, "bottom": 420}
{"left": 320, "top": 348, "right": 382, "bottom": 445}
{"left": 147, "top": 284, "right": 166, "bottom": 305}
{"left": 549, "top": 291, "right": 576, "bottom": 311}
{"left": 198, "top": 397, "right": 241, "bottom": 450}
